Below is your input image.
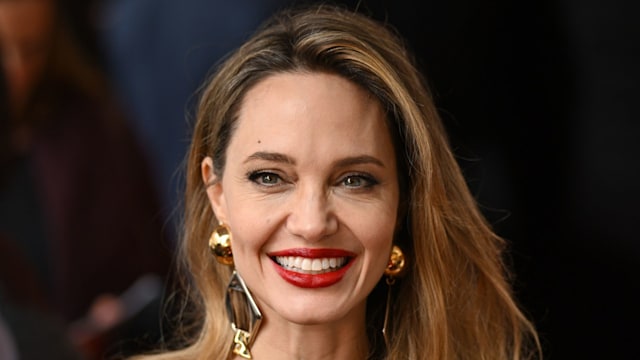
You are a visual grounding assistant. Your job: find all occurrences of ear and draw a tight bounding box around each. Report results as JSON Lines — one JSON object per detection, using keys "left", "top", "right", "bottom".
{"left": 201, "top": 156, "right": 228, "bottom": 223}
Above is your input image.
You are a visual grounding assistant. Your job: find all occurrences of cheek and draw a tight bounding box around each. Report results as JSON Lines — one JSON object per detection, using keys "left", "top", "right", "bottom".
{"left": 355, "top": 214, "right": 397, "bottom": 266}
{"left": 225, "top": 198, "right": 275, "bottom": 257}
{"left": 371, "top": 230, "right": 395, "bottom": 266}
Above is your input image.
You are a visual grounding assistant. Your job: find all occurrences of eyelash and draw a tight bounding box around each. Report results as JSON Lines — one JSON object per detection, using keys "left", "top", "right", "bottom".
{"left": 338, "top": 173, "right": 379, "bottom": 189}
{"left": 246, "top": 170, "right": 379, "bottom": 190}
{"left": 247, "top": 170, "right": 284, "bottom": 187}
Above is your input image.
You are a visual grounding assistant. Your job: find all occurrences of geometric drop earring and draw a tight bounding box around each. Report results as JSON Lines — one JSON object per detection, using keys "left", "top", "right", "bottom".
{"left": 209, "top": 223, "right": 263, "bottom": 359}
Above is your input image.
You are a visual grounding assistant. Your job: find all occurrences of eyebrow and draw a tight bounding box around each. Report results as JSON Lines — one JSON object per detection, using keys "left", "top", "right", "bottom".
{"left": 334, "top": 155, "right": 386, "bottom": 168}
{"left": 244, "top": 152, "right": 385, "bottom": 168}
{"left": 244, "top": 152, "right": 296, "bottom": 165}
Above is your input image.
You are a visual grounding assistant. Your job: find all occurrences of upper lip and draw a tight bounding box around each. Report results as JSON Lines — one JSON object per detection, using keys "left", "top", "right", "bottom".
{"left": 267, "top": 248, "right": 356, "bottom": 258}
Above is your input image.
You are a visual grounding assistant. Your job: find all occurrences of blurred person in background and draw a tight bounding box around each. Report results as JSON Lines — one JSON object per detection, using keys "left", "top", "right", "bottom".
{"left": 0, "top": 30, "right": 80, "bottom": 360}
{"left": 0, "top": 0, "right": 171, "bottom": 357}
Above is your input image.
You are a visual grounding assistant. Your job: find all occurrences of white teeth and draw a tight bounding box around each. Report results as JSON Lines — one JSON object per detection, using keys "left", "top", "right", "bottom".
{"left": 311, "top": 259, "right": 322, "bottom": 271}
{"left": 274, "top": 255, "right": 349, "bottom": 274}
{"left": 301, "top": 258, "right": 312, "bottom": 271}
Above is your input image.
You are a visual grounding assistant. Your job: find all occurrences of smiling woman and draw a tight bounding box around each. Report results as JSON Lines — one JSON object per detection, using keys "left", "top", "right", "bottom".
{"left": 133, "top": 4, "right": 541, "bottom": 360}
{"left": 202, "top": 73, "right": 398, "bottom": 340}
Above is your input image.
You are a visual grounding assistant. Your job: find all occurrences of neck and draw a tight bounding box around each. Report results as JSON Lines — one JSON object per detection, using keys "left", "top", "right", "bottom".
{"left": 241, "top": 305, "right": 369, "bottom": 360}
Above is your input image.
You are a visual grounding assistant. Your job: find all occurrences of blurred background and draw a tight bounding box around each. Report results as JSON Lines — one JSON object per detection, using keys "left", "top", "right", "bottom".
{"left": 1, "top": 0, "right": 637, "bottom": 359}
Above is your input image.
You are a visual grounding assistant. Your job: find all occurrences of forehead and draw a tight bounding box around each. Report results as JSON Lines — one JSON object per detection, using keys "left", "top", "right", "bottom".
{"left": 239, "top": 71, "right": 384, "bottom": 130}
{"left": 222, "top": 71, "right": 396, "bottom": 170}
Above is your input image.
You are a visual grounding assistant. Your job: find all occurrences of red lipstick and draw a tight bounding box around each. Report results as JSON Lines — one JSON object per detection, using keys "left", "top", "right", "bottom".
{"left": 268, "top": 248, "right": 356, "bottom": 288}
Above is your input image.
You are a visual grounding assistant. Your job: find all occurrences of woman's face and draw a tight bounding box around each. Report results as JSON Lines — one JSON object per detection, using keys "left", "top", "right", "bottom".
{"left": 203, "top": 72, "right": 399, "bottom": 327}
{"left": 0, "top": 0, "right": 54, "bottom": 114}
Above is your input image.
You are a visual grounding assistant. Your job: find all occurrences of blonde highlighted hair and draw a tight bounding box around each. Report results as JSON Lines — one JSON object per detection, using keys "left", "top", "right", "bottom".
{"left": 136, "top": 4, "right": 540, "bottom": 359}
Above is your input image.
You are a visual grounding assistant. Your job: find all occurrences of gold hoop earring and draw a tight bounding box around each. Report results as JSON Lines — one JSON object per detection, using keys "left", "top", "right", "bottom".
{"left": 209, "top": 223, "right": 234, "bottom": 266}
{"left": 383, "top": 244, "right": 406, "bottom": 350}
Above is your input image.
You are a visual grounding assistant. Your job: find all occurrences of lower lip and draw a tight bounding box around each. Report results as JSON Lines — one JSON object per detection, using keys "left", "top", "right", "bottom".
{"left": 272, "top": 260, "right": 354, "bottom": 288}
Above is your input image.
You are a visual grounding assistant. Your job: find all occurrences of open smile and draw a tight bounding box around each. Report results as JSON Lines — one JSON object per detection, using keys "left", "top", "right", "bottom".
{"left": 273, "top": 256, "right": 349, "bottom": 274}
{"left": 268, "top": 249, "right": 356, "bottom": 288}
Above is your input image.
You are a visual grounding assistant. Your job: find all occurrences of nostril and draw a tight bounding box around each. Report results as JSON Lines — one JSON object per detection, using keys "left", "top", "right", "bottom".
{"left": 285, "top": 214, "right": 338, "bottom": 241}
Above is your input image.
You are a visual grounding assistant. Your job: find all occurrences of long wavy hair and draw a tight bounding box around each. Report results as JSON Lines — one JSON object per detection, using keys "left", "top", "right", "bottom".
{"left": 138, "top": 4, "right": 540, "bottom": 360}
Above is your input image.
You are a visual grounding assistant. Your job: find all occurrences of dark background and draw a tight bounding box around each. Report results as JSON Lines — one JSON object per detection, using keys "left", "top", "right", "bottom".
{"left": 36, "top": 0, "right": 640, "bottom": 358}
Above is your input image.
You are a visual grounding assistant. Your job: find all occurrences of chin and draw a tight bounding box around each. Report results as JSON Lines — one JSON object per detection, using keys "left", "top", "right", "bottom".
{"left": 267, "top": 292, "right": 365, "bottom": 327}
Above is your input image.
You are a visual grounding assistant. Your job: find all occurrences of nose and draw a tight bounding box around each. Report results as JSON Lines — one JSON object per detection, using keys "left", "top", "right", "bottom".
{"left": 285, "top": 185, "right": 338, "bottom": 242}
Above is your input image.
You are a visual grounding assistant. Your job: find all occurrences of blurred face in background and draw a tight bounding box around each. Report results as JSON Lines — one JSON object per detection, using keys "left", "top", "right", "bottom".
{"left": 0, "top": 0, "right": 55, "bottom": 115}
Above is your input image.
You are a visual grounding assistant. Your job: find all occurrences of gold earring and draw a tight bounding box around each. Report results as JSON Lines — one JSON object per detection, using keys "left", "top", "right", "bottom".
{"left": 383, "top": 244, "right": 406, "bottom": 350}
{"left": 210, "top": 224, "right": 263, "bottom": 358}
{"left": 209, "top": 223, "right": 234, "bottom": 266}
{"left": 226, "top": 270, "right": 263, "bottom": 359}
{"left": 384, "top": 245, "right": 406, "bottom": 278}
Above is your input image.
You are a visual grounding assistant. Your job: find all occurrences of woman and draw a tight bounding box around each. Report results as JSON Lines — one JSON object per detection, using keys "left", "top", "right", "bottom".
{"left": 142, "top": 4, "right": 540, "bottom": 359}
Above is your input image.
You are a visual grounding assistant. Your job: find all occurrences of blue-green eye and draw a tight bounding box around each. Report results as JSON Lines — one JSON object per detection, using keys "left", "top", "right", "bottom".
{"left": 340, "top": 174, "right": 378, "bottom": 188}
{"left": 343, "top": 176, "right": 362, "bottom": 187}
{"left": 248, "top": 171, "right": 281, "bottom": 186}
